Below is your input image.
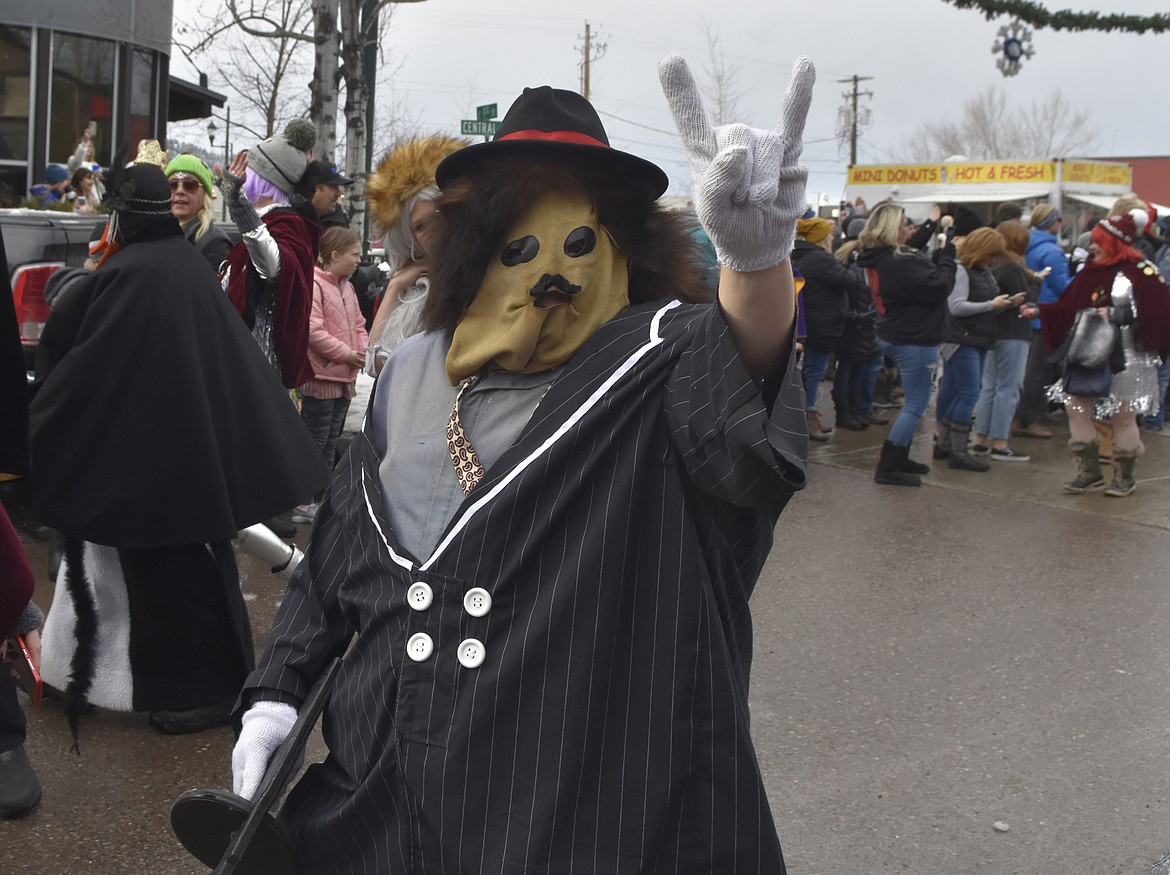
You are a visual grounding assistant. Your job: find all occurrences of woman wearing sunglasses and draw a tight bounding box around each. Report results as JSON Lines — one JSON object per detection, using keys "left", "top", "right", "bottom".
{"left": 165, "top": 154, "right": 232, "bottom": 272}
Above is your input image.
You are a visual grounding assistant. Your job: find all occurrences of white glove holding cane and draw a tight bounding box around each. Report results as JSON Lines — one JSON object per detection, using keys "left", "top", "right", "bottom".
{"left": 232, "top": 700, "right": 298, "bottom": 800}
{"left": 658, "top": 52, "right": 816, "bottom": 272}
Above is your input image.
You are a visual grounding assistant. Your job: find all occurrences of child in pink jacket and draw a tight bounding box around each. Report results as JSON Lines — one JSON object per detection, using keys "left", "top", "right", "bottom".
{"left": 294, "top": 227, "right": 368, "bottom": 522}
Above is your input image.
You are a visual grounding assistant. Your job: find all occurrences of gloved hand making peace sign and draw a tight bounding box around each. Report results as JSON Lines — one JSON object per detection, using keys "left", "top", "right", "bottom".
{"left": 658, "top": 53, "right": 816, "bottom": 273}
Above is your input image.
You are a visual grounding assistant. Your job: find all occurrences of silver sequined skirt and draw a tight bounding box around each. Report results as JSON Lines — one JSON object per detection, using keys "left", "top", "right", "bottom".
{"left": 1046, "top": 348, "right": 1162, "bottom": 417}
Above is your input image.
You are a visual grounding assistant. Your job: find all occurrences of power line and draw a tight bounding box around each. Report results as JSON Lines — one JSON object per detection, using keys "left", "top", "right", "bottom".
{"left": 595, "top": 109, "right": 677, "bottom": 137}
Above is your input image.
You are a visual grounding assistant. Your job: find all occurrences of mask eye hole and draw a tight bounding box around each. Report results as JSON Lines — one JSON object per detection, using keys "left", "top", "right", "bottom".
{"left": 501, "top": 235, "right": 540, "bottom": 266}
{"left": 564, "top": 226, "right": 597, "bottom": 258}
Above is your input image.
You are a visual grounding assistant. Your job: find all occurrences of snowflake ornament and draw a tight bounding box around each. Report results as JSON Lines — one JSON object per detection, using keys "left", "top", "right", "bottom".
{"left": 992, "top": 19, "right": 1035, "bottom": 77}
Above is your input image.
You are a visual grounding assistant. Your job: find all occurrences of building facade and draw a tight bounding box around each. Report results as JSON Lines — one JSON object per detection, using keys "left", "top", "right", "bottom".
{"left": 0, "top": 0, "right": 220, "bottom": 204}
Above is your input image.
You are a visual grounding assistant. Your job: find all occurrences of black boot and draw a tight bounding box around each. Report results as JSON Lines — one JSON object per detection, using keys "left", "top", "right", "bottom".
{"left": 948, "top": 420, "right": 990, "bottom": 472}
{"left": 899, "top": 445, "right": 931, "bottom": 475}
{"left": 833, "top": 390, "right": 868, "bottom": 430}
{"left": 264, "top": 515, "right": 297, "bottom": 539}
{"left": 0, "top": 746, "right": 41, "bottom": 817}
{"left": 875, "top": 440, "right": 921, "bottom": 486}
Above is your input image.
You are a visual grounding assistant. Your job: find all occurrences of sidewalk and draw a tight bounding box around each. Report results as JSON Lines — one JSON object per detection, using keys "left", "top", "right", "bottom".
{"left": 342, "top": 371, "right": 376, "bottom": 436}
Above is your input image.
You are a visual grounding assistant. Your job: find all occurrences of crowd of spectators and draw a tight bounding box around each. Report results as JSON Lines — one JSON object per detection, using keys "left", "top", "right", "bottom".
{"left": 798, "top": 195, "right": 1170, "bottom": 493}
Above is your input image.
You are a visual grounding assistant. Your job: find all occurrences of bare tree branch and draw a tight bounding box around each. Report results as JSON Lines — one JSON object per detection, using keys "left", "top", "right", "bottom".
{"left": 701, "top": 24, "right": 746, "bottom": 127}
{"left": 899, "top": 85, "right": 1101, "bottom": 161}
{"left": 224, "top": 0, "right": 315, "bottom": 42}
{"left": 176, "top": 0, "right": 422, "bottom": 245}
{"left": 175, "top": 0, "right": 313, "bottom": 145}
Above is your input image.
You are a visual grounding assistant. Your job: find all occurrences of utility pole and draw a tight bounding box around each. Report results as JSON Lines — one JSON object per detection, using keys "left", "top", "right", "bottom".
{"left": 583, "top": 22, "right": 590, "bottom": 100}
{"left": 578, "top": 21, "right": 607, "bottom": 100}
{"left": 836, "top": 75, "right": 873, "bottom": 166}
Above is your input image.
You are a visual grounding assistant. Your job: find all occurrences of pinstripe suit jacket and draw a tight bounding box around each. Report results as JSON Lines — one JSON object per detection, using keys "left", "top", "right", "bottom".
{"left": 244, "top": 300, "right": 808, "bottom": 874}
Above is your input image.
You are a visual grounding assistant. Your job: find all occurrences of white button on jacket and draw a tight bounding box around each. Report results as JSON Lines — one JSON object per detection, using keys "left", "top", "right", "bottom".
{"left": 463, "top": 587, "right": 492, "bottom": 617}
{"left": 457, "top": 638, "right": 485, "bottom": 669}
{"left": 406, "top": 632, "right": 434, "bottom": 662}
{"left": 407, "top": 581, "right": 433, "bottom": 611}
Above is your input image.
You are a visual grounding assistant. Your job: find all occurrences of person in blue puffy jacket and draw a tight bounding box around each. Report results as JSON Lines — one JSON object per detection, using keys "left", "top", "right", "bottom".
{"left": 1016, "top": 204, "right": 1071, "bottom": 437}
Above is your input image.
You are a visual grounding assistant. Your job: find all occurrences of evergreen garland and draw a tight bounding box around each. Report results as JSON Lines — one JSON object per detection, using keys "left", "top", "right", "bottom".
{"left": 941, "top": 0, "right": 1170, "bottom": 33}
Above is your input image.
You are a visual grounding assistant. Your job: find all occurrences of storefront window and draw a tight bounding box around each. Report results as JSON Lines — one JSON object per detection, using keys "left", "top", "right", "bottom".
{"left": 0, "top": 168, "right": 24, "bottom": 207}
{"left": 127, "top": 48, "right": 156, "bottom": 151}
{"left": 0, "top": 26, "right": 31, "bottom": 167}
{"left": 50, "top": 33, "right": 116, "bottom": 170}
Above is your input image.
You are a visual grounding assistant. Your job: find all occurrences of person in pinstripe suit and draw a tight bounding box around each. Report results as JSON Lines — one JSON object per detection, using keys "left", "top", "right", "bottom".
{"left": 231, "top": 54, "right": 816, "bottom": 873}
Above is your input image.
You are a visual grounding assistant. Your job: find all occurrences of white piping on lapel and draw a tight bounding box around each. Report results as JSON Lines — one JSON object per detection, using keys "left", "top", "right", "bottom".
{"left": 418, "top": 300, "right": 682, "bottom": 571}
{"left": 361, "top": 468, "right": 414, "bottom": 570}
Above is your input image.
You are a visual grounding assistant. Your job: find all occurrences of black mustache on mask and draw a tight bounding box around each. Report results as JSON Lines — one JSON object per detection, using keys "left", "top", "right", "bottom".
{"left": 528, "top": 274, "right": 582, "bottom": 300}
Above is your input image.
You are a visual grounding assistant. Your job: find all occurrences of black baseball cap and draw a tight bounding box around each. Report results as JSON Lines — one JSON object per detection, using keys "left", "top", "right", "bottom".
{"left": 301, "top": 159, "right": 353, "bottom": 190}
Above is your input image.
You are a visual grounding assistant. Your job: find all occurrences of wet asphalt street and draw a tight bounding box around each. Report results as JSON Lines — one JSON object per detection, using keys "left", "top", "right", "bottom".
{"left": 4, "top": 398, "right": 1170, "bottom": 874}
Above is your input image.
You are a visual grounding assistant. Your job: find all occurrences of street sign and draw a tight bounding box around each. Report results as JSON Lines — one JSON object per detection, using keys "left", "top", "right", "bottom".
{"left": 476, "top": 103, "right": 498, "bottom": 121}
{"left": 461, "top": 119, "right": 501, "bottom": 137}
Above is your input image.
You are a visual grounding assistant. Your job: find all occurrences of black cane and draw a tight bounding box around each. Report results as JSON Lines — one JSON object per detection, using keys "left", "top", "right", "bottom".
{"left": 171, "top": 657, "right": 342, "bottom": 874}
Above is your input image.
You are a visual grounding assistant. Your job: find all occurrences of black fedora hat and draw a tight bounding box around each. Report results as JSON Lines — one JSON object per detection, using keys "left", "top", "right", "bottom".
{"left": 436, "top": 86, "right": 668, "bottom": 198}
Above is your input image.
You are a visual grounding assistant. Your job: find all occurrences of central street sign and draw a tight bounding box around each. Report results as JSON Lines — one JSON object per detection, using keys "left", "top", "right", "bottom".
{"left": 461, "top": 119, "right": 501, "bottom": 137}
{"left": 476, "top": 103, "right": 498, "bottom": 121}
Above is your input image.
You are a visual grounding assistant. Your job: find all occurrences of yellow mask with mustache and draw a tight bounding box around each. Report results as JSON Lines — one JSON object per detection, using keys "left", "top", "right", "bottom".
{"left": 446, "top": 189, "right": 629, "bottom": 384}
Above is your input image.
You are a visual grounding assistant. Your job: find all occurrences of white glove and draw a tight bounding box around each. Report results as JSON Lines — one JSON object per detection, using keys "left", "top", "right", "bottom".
{"left": 232, "top": 700, "right": 298, "bottom": 800}
{"left": 658, "top": 53, "right": 816, "bottom": 273}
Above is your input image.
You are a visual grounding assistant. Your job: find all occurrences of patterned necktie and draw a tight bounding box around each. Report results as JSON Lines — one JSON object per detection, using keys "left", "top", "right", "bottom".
{"left": 447, "top": 376, "right": 485, "bottom": 495}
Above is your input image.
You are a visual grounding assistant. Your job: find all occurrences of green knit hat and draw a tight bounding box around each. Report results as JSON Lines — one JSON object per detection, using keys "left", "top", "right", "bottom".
{"left": 165, "top": 153, "right": 215, "bottom": 196}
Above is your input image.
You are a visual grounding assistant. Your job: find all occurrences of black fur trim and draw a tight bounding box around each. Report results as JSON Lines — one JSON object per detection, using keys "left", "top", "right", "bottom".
{"left": 421, "top": 157, "right": 711, "bottom": 335}
{"left": 62, "top": 536, "right": 97, "bottom": 753}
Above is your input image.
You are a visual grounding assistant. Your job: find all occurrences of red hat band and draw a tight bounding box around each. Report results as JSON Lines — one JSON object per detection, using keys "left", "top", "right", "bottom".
{"left": 497, "top": 130, "right": 610, "bottom": 149}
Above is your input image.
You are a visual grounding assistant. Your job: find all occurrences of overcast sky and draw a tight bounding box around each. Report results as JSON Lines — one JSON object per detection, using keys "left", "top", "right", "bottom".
{"left": 171, "top": 0, "right": 1170, "bottom": 205}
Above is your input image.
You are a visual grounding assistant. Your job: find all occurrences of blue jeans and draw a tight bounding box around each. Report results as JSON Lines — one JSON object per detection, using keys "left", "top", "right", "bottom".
{"left": 858, "top": 354, "right": 884, "bottom": 413}
{"left": 801, "top": 344, "right": 835, "bottom": 412}
{"left": 973, "top": 339, "right": 1029, "bottom": 440}
{"left": 876, "top": 339, "right": 939, "bottom": 447}
{"left": 937, "top": 346, "right": 987, "bottom": 427}
{"left": 1017, "top": 329, "right": 1056, "bottom": 426}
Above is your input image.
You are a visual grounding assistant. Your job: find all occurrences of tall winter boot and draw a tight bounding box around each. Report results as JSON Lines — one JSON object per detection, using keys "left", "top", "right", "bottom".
{"left": 874, "top": 440, "right": 921, "bottom": 486}
{"left": 806, "top": 410, "right": 830, "bottom": 443}
{"left": 1103, "top": 445, "right": 1142, "bottom": 497}
{"left": 873, "top": 366, "right": 902, "bottom": 409}
{"left": 933, "top": 418, "right": 953, "bottom": 460}
{"left": 948, "top": 420, "right": 990, "bottom": 472}
{"left": 1064, "top": 440, "right": 1105, "bottom": 493}
{"left": 899, "top": 441, "right": 931, "bottom": 475}
{"left": 833, "top": 389, "right": 867, "bottom": 430}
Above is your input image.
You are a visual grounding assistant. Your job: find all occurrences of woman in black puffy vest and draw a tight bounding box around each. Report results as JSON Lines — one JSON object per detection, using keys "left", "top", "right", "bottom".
{"left": 935, "top": 227, "right": 1022, "bottom": 471}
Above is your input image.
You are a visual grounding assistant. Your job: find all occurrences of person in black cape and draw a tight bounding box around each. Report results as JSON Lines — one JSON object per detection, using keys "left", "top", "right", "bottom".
{"left": 27, "top": 157, "right": 329, "bottom": 738}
